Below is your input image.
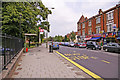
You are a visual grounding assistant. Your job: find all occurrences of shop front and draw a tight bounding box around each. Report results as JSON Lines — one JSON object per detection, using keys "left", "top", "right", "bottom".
{"left": 105, "top": 32, "right": 116, "bottom": 43}
{"left": 85, "top": 34, "right": 102, "bottom": 45}
{"left": 116, "top": 31, "right": 120, "bottom": 43}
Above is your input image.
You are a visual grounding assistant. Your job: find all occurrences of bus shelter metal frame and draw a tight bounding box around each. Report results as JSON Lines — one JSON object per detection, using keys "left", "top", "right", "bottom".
{"left": 24, "top": 33, "right": 37, "bottom": 52}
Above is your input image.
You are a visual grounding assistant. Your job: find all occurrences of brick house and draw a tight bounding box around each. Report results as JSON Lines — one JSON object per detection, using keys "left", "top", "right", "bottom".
{"left": 77, "top": 4, "right": 120, "bottom": 43}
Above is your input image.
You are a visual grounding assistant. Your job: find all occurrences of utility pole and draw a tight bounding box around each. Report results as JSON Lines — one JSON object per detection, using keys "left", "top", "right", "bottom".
{"left": 46, "top": 7, "right": 55, "bottom": 48}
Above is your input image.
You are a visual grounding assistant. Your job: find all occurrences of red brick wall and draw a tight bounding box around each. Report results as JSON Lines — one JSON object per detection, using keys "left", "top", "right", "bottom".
{"left": 77, "top": 23, "right": 79, "bottom": 32}
{"left": 101, "top": 15, "right": 104, "bottom": 31}
{"left": 85, "top": 21, "right": 88, "bottom": 35}
{"left": 114, "top": 9, "right": 118, "bottom": 28}
{"left": 91, "top": 17, "right": 96, "bottom": 34}
{"left": 81, "top": 23, "right": 82, "bottom": 36}
{"left": 104, "top": 14, "right": 107, "bottom": 32}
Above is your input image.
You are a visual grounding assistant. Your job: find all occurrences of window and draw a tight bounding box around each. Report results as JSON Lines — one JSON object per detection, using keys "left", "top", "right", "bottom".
{"left": 82, "top": 29, "right": 85, "bottom": 36}
{"left": 107, "top": 24, "right": 113, "bottom": 32}
{"left": 79, "top": 23, "right": 81, "bottom": 29}
{"left": 88, "top": 20, "right": 91, "bottom": 26}
{"left": 79, "top": 31, "right": 81, "bottom": 35}
{"left": 96, "top": 17, "right": 100, "bottom": 24}
{"left": 88, "top": 28, "right": 92, "bottom": 34}
{"left": 82, "top": 23, "right": 85, "bottom": 28}
{"left": 109, "top": 24, "right": 112, "bottom": 32}
{"left": 107, "top": 11, "right": 114, "bottom": 21}
{"left": 112, "top": 44, "right": 116, "bottom": 47}
{"left": 96, "top": 26, "right": 101, "bottom": 34}
{"left": 109, "top": 13, "right": 111, "bottom": 20}
{"left": 111, "top": 12, "right": 113, "bottom": 19}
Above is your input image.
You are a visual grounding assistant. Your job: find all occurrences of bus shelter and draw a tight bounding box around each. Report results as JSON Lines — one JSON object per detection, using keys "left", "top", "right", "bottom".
{"left": 24, "top": 33, "right": 37, "bottom": 52}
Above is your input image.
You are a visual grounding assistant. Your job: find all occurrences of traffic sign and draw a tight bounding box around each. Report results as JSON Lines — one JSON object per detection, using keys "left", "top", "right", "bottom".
{"left": 112, "top": 24, "right": 116, "bottom": 29}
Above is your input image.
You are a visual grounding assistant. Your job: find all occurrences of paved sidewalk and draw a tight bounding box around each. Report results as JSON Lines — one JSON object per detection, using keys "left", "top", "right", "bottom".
{"left": 12, "top": 44, "right": 86, "bottom": 78}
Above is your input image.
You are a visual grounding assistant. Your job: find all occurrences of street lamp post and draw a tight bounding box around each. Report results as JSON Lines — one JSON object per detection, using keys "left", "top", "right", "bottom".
{"left": 46, "top": 7, "right": 55, "bottom": 48}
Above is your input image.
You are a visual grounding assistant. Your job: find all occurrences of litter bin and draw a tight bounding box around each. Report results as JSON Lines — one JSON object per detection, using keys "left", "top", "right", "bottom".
{"left": 49, "top": 45, "right": 53, "bottom": 53}
{"left": 26, "top": 48, "right": 28, "bottom": 52}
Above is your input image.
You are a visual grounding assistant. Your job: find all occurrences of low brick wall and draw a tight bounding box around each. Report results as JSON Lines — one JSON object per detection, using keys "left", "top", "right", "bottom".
{"left": 0, "top": 48, "right": 24, "bottom": 79}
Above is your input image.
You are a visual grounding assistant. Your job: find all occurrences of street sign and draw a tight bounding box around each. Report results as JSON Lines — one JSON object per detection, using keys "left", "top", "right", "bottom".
{"left": 40, "top": 29, "right": 44, "bottom": 32}
{"left": 112, "top": 24, "right": 116, "bottom": 29}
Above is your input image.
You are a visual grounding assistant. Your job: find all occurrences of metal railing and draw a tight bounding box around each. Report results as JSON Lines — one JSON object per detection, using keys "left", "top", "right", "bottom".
{"left": 0, "top": 34, "right": 24, "bottom": 71}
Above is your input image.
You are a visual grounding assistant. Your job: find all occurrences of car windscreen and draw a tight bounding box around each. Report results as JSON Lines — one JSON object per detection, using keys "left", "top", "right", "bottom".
{"left": 92, "top": 42, "right": 97, "bottom": 45}
{"left": 118, "top": 44, "right": 120, "bottom": 46}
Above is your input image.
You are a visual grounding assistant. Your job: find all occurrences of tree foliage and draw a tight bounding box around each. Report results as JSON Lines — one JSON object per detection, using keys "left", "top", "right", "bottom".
{"left": 2, "top": 1, "right": 52, "bottom": 39}
{"left": 70, "top": 31, "right": 76, "bottom": 42}
{"left": 64, "top": 35, "right": 70, "bottom": 42}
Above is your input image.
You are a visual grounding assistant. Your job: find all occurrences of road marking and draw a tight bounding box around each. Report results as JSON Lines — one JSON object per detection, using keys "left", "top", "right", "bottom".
{"left": 91, "top": 57, "right": 97, "bottom": 59}
{"left": 101, "top": 60, "right": 110, "bottom": 64}
{"left": 73, "top": 51, "right": 76, "bottom": 52}
{"left": 56, "top": 51, "right": 104, "bottom": 80}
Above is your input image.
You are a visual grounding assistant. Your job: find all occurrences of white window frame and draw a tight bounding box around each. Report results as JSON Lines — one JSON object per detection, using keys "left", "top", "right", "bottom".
{"left": 79, "top": 23, "right": 81, "bottom": 29}
{"left": 88, "top": 28, "right": 92, "bottom": 35}
{"left": 96, "top": 26, "right": 101, "bottom": 34}
{"left": 96, "top": 17, "right": 100, "bottom": 24}
{"left": 88, "top": 20, "right": 91, "bottom": 26}
{"left": 106, "top": 10, "right": 114, "bottom": 21}
{"left": 107, "top": 23, "right": 114, "bottom": 32}
{"left": 82, "top": 23, "right": 85, "bottom": 28}
{"left": 82, "top": 29, "right": 85, "bottom": 36}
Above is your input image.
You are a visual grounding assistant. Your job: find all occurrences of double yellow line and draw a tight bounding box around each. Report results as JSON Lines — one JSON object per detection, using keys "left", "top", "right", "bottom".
{"left": 56, "top": 51, "right": 104, "bottom": 80}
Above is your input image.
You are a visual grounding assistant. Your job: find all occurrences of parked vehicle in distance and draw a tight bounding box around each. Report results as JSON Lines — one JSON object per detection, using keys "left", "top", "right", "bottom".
{"left": 86, "top": 41, "right": 101, "bottom": 50}
{"left": 68, "top": 42, "right": 74, "bottom": 47}
{"left": 64, "top": 42, "right": 69, "bottom": 46}
{"left": 79, "top": 43, "right": 86, "bottom": 48}
{"left": 74, "top": 43, "right": 86, "bottom": 48}
{"left": 74, "top": 43, "right": 80, "bottom": 48}
{"left": 103, "top": 43, "right": 120, "bottom": 53}
{"left": 52, "top": 42, "right": 59, "bottom": 49}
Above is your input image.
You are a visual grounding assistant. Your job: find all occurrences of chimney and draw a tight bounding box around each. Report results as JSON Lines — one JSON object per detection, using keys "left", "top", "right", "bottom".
{"left": 99, "top": 9, "right": 103, "bottom": 14}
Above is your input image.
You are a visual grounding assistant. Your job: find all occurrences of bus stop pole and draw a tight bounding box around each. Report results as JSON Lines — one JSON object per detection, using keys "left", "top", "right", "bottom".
{"left": 25, "top": 35, "right": 26, "bottom": 52}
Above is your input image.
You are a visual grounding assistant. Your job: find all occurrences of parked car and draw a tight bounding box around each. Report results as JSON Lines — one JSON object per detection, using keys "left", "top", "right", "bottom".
{"left": 74, "top": 43, "right": 80, "bottom": 48}
{"left": 68, "top": 42, "right": 74, "bottom": 47}
{"left": 64, "top": 42, "right": 69, "bottom": 46}
{"left": 103, "top": 43, "right": 120, "bottom": 53}
{"left": 79, "top": 43, "right": 86, "bottom": 48}
{"left": 86, "top": 41, "right": 101, "bottom": 50}
{"left": 53, "top": 42, "right": 59, "bottom": 49}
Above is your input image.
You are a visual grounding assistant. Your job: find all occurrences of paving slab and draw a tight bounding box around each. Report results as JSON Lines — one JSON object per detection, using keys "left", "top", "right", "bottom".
{"left": 12, "top": 44, "right": 88, "bottom": 78}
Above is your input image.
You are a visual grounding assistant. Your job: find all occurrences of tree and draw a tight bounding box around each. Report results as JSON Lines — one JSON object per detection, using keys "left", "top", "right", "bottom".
{"left": 2, "top": 1, "right": 52, "bottom": 39}
{"left": 70, "top": 31, "right": 76, "bottom": 42}
{"left": 64, "top": 35, "right": 70, "bottom": 42}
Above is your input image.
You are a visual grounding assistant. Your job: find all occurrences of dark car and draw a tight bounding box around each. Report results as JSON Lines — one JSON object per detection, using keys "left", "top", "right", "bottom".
{"left": 86, "top": 41, "right": 101, "bottom": 50}
{"left": 103, "top": 43, "right": 120, "bottom": 53}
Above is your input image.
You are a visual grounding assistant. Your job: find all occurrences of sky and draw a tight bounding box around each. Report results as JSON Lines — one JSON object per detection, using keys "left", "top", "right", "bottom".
{"left": 42, "top": 0, "right": 120, "bottom": 37}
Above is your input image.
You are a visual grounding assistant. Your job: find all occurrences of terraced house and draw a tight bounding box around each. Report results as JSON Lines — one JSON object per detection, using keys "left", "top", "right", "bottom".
{"left": 77, "top": 4, "right": 120, "bottom": 45}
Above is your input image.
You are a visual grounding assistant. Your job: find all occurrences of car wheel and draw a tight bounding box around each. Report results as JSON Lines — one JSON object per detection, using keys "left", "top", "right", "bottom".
{"left": 105, "top": 49, "right": 108, "bottom": 52}
{"left": 86, "top": 47, "right": 88, "bottom": 49}
{"left": 93, "top": 47, "right": 95, "bottom": 50}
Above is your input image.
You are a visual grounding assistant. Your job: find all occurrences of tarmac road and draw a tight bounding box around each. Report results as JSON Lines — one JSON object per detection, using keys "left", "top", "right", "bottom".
{"left": 57, "top": 46, "right": 119, "bottom": 79}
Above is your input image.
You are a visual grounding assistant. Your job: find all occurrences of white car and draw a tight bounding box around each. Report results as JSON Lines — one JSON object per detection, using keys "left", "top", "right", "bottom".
{"left": 68, "top": 42, "right": 74, "bottom": 47}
